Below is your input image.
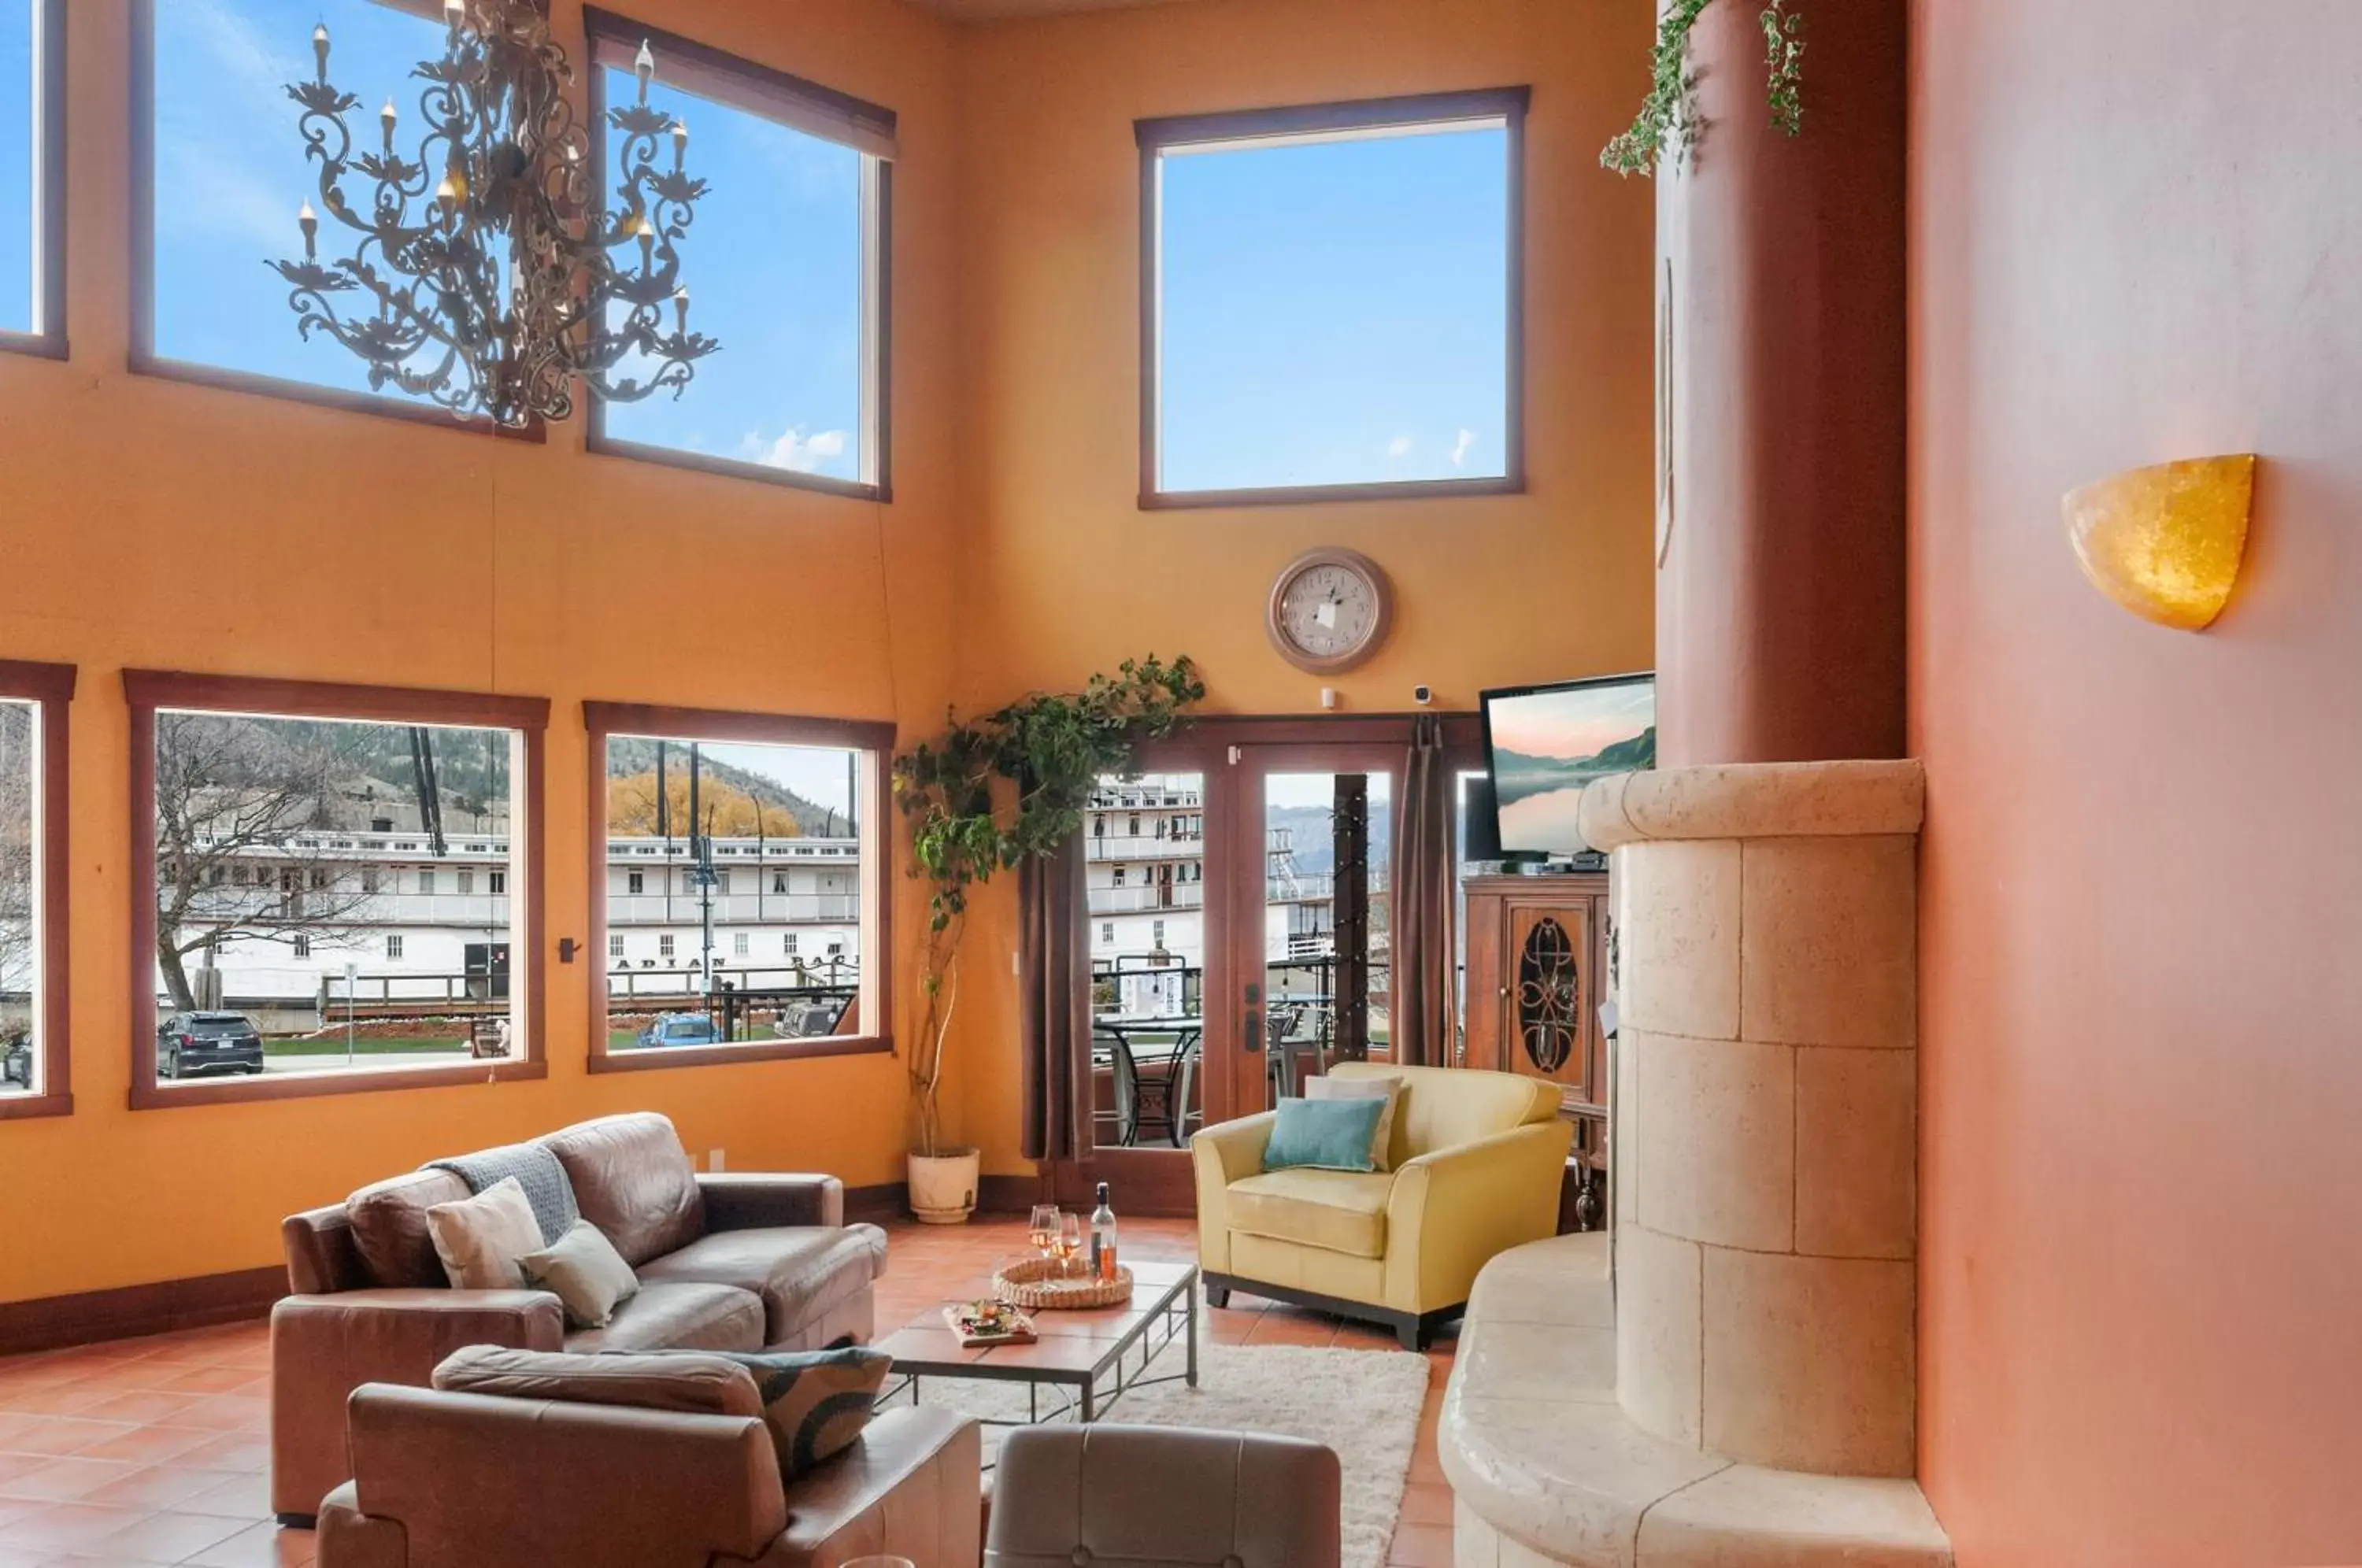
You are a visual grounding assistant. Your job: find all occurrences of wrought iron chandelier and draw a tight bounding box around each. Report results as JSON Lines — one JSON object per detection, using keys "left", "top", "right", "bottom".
{"left": 275, "top": 0, "right": 718, "bottom": 428}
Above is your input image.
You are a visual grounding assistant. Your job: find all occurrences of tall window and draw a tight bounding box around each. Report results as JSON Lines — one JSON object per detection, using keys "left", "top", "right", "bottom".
{"left": 587, "top": 704, "right": 891, "bottom": 1071}
{"left": 127, "top": 672, "right": 547, "bottom": 1108}
{"left": 0, "top": 661, "right": 69, "bottom": 1118}
{"left": 1138, "top": 89, "right": 1524, "bottom": 505}
{"left": 584, "top": 13, "right": 894, "bottom": 498}
{"left": 139, "top": 0, "right": 454, "bottom": 406}
{"left": 1, "top": 0, "right": 62, "bottom": 354}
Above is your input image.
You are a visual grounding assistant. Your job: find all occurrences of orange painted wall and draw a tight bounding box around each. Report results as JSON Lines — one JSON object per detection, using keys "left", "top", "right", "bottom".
{"left": 939, "top": 0, "right": 1656, "bottom": 1173}
{"left": 0, "top": 0, "right": 962, "bottom": 1304}
{"left": 1912, "top": 2, "right": 2362, "bottom": 1560}
{"left": 0, "top": 0, "right": 1655, "bottom": 1301}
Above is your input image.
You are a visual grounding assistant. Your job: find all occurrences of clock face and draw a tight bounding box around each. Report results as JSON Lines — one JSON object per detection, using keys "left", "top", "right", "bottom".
{"left": 1268, "top": 549, "right": 1391, "bottom": 673}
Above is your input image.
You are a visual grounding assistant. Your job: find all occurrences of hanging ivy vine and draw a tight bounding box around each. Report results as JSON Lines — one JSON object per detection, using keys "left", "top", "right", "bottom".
{"left": 1601, "top": 0, "right": 1807, "bottom": 177}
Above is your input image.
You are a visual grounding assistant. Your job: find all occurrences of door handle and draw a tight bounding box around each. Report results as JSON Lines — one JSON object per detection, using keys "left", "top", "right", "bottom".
{"left": 1242, "top": 1010, "right": 1261, "bottom": 1050}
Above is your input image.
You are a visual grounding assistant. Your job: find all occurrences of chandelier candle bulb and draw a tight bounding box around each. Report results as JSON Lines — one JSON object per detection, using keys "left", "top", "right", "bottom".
{"left": 297, "top": 202, "right": 317, "bottom": 261}
{"left": 312, "top": 24, "right": 330, "bottom": 84}
{"left": 635, "top": 40, "right": 656, "bottom": 102}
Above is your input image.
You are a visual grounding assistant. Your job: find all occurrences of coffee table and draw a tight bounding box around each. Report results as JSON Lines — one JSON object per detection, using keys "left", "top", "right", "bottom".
{"left": 876, "top": 1259, "right": 1198, "bottom": 1425}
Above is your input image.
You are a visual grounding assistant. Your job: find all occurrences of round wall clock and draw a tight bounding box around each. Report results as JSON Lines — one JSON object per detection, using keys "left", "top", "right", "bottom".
{"left": 1266, "top": 547, "right": 1394, "bottom": 675}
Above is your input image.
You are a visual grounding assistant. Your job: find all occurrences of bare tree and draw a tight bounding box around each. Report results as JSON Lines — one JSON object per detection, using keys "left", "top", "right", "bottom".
{"left": 153, "top": 714, "right": 383, "bottom": 1011}
{"left": 0, "top": 703, "right": 33, "bottom": 1018}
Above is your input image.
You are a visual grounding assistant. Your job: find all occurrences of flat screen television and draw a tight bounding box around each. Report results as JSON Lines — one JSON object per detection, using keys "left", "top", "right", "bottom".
{"left": 1479, "top": 673, "right": 1657, "bottom": 858}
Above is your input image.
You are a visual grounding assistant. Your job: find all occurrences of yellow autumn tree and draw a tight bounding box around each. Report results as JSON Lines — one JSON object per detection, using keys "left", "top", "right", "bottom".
{"left": 606, "top": 771, "right": 805, "bottom": 839}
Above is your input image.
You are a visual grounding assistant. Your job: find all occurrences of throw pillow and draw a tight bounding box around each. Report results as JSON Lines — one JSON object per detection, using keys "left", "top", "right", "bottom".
{"left": 1263, "top": 1095, "right": 1388, "bottom": 1174}
{"left": 717, "top": 1347, "right": 894, "bottom": 1480}
{"left": 519, "top": 1220, "right": 640, "bottom": 1329}
{"left": 424, "top": 1177, "right": 545, "bottom": 1291}
{"left": 433, "top": 1346, "right": 762, "bottom": 1418}
{"left": 1305, "top": 1074, "right": 1406, "bottom": 1171}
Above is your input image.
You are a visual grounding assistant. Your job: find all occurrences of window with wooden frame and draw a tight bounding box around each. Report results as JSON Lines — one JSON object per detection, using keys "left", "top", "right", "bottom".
{"left": 584, "top": 702, "right": 892, "bottom": 1074}
{"left": 124, "top": 671, "right": 549, "bottom": 1109}
{"left": 0, "top": 0, "right": 65, "bottom": 357}
{"left": 583, "top": 10, "right": 894, "bottom": 500}
{"left": 130, "top": 0, "right": 534, "bottom": 431}
{"left": 1137, "top": 88, "right": 1527, "bottom": 508}
{"left": 0, "top": 660, "right": 73, "bottom": 1120}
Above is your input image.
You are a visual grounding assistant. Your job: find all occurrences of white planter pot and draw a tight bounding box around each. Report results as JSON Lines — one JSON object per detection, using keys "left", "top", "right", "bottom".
{"left": 908, "top": 1148, "right": 980, "bottom": 1225}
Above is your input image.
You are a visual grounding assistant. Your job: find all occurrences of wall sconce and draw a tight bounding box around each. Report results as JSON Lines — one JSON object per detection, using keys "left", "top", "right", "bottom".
{"left": 2063, "top": 454, "right": 2256, "bottom": 631}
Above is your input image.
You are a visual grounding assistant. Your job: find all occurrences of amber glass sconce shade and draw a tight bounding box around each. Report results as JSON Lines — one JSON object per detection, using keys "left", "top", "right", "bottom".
{"left": 2063, "top": 454, "right": 2257, "bottom": 631}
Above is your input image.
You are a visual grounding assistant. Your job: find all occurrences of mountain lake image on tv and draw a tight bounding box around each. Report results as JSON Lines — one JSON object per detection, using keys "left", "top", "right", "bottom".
{"left": 1482, "top": 675, "right": 1657, "bottom": 856}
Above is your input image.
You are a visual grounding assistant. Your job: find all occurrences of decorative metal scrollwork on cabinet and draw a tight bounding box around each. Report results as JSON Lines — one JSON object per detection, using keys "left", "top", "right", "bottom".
{"left": 1516, "top": 916, "right": 1583, "bottom": 1074}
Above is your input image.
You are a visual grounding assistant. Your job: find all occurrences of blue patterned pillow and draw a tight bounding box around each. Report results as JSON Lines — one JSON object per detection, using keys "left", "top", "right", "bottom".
{"left": 716, "top": 1347, "right": 893, "bottom": 1479}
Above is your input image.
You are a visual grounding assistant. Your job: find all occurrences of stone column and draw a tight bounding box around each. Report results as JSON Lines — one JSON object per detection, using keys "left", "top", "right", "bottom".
{"left": 1583, "top": 759, "right": 1923, "bottom": 1477}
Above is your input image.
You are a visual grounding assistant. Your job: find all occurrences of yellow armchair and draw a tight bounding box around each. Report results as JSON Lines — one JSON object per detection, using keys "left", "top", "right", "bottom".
{"left": 1190, "top": 1063, "right": 1572, "bottom": 1348}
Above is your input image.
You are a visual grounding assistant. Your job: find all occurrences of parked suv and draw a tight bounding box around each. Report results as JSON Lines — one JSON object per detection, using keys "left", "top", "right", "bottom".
{"left": 158, "top": 1011, "right": 266, "bottom": 1078}
{"left": 636, "top": 1012, "right": 722, "bottom": 1048}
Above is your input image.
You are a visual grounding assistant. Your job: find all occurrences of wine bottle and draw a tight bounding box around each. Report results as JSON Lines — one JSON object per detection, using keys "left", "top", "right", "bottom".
{"left": 1090, "top": 1181, "right": 1119, "bottom": 1282}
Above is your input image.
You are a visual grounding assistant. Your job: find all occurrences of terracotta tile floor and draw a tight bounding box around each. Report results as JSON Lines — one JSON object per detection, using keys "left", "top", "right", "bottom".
{"left": 0, "top": 1214, "right": 1459, "bottom": 1568}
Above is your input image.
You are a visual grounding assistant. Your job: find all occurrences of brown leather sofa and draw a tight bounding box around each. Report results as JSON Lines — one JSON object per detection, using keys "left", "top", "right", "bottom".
{"left": 317, "top": 1381, "right": 981, "bottom": 1568}
{"left": 984, "top": 1425, "right": 1342, "bottom": 1568}
{"left": 272, "top": 1112, "right": 888, "bottom": 1523}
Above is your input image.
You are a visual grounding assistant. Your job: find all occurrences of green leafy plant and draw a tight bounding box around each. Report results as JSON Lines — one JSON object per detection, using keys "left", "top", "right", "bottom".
{"left": 892, "top": 655, "right": 1205, "bottom": 1158}
{"left": 1601, "top": 0, "right": 1807, "bottom": 177}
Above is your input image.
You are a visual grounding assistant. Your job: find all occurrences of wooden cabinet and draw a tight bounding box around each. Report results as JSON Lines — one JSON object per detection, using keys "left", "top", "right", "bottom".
{"left": 1463, "top": 872, "right": 1612, "bottom": 1227}
{"left": 1463, "top": 871, "right": 1611, "bottom": 1109}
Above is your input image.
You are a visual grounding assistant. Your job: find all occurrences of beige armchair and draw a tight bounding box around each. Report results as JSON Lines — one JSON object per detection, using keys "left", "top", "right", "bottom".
{"left": 986, "top": 1425, "right": 1340, "bottom": 1568}
{"left": 1193, "top": 1062, "right": 1572, "bottom": 1348}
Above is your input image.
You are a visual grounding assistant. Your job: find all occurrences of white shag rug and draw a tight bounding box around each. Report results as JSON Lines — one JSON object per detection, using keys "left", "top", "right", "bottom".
{"left": 901, "top": 1340, "right": 1431, "bottom": 1568}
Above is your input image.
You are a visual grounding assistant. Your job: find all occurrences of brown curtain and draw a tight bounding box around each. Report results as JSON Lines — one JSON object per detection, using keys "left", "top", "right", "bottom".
{"left": 1019, "top": 835, "right": 1092, "bottom": 1161}
{"left": 1394, "top": 716, "right": 1459, "bottom": 1067}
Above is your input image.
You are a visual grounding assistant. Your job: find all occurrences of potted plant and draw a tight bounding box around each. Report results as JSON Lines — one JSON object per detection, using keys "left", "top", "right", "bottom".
{"left": 893, "top": 656, "right": 1205, "bottom": 1223}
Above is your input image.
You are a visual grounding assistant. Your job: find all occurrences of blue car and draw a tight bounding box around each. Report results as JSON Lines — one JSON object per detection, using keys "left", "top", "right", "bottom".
{"left": 638, "top": 1013, "right": 723, "bottom": 1048}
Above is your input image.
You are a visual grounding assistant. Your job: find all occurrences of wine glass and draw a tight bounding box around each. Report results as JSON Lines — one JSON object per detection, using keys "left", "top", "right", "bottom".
{"left": 1029, "top": 1204, "right": 1060, "bottom": 1264}
{"left": 1056, "top": 1212, "right": 1084, "bottom": 1278}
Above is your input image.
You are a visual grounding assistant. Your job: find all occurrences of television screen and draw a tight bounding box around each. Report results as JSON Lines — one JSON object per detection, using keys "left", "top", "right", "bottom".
{"left": 1480, "top": 674, "right": 1657, "bottom": 856}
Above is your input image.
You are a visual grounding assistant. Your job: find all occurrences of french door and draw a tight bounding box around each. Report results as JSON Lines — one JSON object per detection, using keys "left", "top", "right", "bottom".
{"left": 1222, "top": 743, "right": 1402, "bottom": 1121}
{"left": 1046, "top": 723, "right": 1462, "bottom": 1215}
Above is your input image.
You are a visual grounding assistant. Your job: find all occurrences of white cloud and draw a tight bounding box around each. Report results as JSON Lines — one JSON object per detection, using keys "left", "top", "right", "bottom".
{"left": 1386, "top": 434, "right": 1414, "bottom": 459}
{"left": 747, "top": 427, "right": 852, "bottom": 473}
{"left": 176, "top": 0, "right": 304, "bottom": 111}
{"left": 1450, "top": 429, "right": 1477, "bottom": 470}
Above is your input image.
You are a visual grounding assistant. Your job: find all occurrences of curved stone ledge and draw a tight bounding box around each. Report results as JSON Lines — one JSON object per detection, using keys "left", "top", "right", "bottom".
{"left": 1442, "top": 1235, "right": 1951, "bottom": 1568}
{"left": 1579, "top": 760, "right": 1925, "bottom": 852}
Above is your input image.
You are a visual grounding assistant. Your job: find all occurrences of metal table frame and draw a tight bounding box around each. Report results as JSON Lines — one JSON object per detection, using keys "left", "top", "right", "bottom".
{"left": 883, "top": 1263, "right": 1200, "bottom": 1426}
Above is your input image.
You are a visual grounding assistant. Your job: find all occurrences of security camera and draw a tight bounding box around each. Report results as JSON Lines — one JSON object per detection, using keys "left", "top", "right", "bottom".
{"left": 1412, "top": 685, "right": 1434, "bottom": 706}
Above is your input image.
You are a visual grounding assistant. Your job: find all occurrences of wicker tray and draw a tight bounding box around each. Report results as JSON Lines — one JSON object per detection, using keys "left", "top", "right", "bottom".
{"left": 993, "top": 1256, "right": 1135, "bottom": 1311}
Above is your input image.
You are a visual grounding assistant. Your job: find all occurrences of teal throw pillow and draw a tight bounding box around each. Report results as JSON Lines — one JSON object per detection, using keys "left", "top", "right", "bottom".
{"left": 716, "top": 1346, "right": 893, "bottom": 1479}
{"left": 1263, "top": 1095, "right": 1388, "bottom": 1174}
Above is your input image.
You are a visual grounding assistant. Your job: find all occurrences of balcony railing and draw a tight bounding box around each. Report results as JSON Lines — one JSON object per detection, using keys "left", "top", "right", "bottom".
{"left": 1085, "top": 834, "right": 1205, "bottom": 862}
{"left": 607, "top": 893, "right": 860, "bottom": 925}
{"left": 1087, "top": 885, "right": 1205, "bottom": 915}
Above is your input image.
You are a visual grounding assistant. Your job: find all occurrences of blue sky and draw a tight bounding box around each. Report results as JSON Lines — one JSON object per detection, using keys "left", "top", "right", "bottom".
{"left": 1158, "top": 124, "right": 1512, "bottom": 493}
{"left": 148, "top": 0, "right": 864, "bottom": 482}
{"left": 1, "top": 0, "right": 31, "bottom": 335}
{"left": 128, "top": 5, "right": 1507, "bottom": 496}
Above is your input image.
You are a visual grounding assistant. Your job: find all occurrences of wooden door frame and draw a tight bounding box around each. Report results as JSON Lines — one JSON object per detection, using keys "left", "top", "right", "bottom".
{"left": 1042, "top": 716, "right": 1483, "bottom": 1216}
{"left": 1050, "top": 734, "right": 1231, "bottom": 1215}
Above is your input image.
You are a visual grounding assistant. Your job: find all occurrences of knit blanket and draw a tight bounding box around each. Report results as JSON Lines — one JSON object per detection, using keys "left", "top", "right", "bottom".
{"left": 426, "top": 1142, "right": 580, "bottom": 1246}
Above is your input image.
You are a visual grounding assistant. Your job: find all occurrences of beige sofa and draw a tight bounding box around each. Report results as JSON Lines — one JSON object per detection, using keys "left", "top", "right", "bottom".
{"left": 272, "top": 1112, "right": 887, "bottom": 1523}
